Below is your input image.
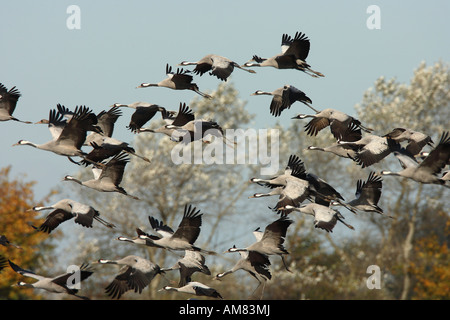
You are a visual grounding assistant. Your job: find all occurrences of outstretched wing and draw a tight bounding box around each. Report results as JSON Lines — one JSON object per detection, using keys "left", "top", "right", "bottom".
{"left": 104, "top": 266, "right": 151, "bottom": 299}
{"left": 36, "top": 208, "right": 74, "bottom": 233}
{"left": 171, "top": 103, "right": 195, "bottom": 126}
{"left": 261, "top": 216, "right": 292, "bottom": 253}
{"left": 57, "top": 106, "right": 99, "bottom": 149}
{"left": 0, "top": 255, "right": 7, "bottom": 272}
{"left": 304, "top": 117, "right": 331, "bottom": 137}
{"left": 148, "top": 216, "right": 174, "bottom": 238}
{"left": 172, "top": 204, "right": 202, "bottom": 244}
{"left": 52, "top": 263, "right": 94, "bottom": 289}
{"left": 0, "top": 83, "right": 21, "bottom": 116}
{"left": 8, "top": 260, "right": 45, "bottom": 281}
{"left": 418, "top": 131, "right": 450, "bottom": 175}
{"left": 96, "top": 106, "right": 122, "bottom": 137}
{"left": 99, "top": 152, "right": 129, "bottom": 185}
{"left": 356, "top": 172, "right": 383, "bottom": 205}
{"left": 281, "top": 32, "right": 311, "bottom": 61}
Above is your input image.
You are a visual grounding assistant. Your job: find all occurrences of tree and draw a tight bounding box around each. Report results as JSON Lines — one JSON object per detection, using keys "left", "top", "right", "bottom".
{"left": 354, "top": 60, "right": 450, "bottom": 300}
{"left": 262, "top": 61, "right": 450, "bottom": 300}
{"left": 58, "top": 61, "right": 449, "bottom": 300}
{"left": 0, "top": 166, "right": 54, "bottom": 299}
{"left": 62, "top": 82, "right": 269, "bottom": 299}
{"left": 410, "top": 211, "right": 450, "bottom": 300}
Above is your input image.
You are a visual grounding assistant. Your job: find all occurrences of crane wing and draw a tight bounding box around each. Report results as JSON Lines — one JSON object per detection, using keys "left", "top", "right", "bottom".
{"left": 0, "top": 83, "right": 21, "bottom": 116}
{"left": 281, "top": 32, "right": 310, "bottom": 61}
{"left": 8, "top": 260, "right": 46, "bottom": 281}
{"left": 99, "top": 152, "right": 129, "bottom": 185}
{"left": 37, "top": 208, "right": 74, "bottom": 233}
{"left": 172, "top": 103, "right": 195, "bottom": 126}
{"left": 418, "top": 131, "right": 450, "bottom": 175}
{"left": 148, "top": 216, "right": 174, "bottom": 238}
{"left": 172, "top": 204, "right": 202, "bottom": 244}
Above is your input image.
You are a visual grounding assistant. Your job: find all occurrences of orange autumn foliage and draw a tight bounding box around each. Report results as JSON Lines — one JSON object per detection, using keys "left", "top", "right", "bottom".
{"left": 410, "top": 217, "right": 450, "bottom": 300}
{"left": 0, "top": 166, "right": 50, "bottom": 299}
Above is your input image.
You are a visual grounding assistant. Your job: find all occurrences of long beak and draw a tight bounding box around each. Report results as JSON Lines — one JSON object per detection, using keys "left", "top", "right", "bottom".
{"left": 138, "top": 129, "right": 155, "bottom": 133}
{"left": 97, "top": 259, "right": 117, "bottom": 264}
{"left": 28, "top": 206, "right": 54, "bottom": 212}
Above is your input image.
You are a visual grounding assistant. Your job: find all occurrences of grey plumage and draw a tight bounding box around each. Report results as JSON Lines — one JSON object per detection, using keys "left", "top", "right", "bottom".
{"left": 137, "top": 64, "right": 212, "bottom": 99}
{"left": 13, "top": 105, "right": 101, "bottom": 166}
{"left": 29, "top": 199, "right": 115, "bottom": 233}
{"left": 383, "top": 127, "right": 433, "bottom": 156}
{"left": 162, "top": 281, "right": 223, "bottom": 299}
{"left": 340, "top": 134, "right": 399, "bottom": 168}
{"left": 139, "top": 102, "right": 225, "bottom": 145}
{"left": 334, "top": 172, "right": 393, "bottom": 218}
{"left": 161, "top": 250, "right": 211, "bottom": 287}
{"left": 138, "top": 102, "right": 194, "bottom": 138}
{"left": 123, "top": 204, "right": 215, "bottom": 255}
{"left": 98, "top": 255, "right": 162, "bottom": 299}
{"left": 0, "top": 83, "right": 31, "bottom": 123}
{"left": 284, "top": 203, "right": 354, "bottom": 233}
{"left": 179, "top": 54, "right": 256, "bottom": 81}
{"left": 251, "top": 85, "right": 314, "bottom": 117}
{"left": 214, "top": 247, "right": 271, "bottom": 300}
{"left": 381, "top": 131, "right": 450, "bottom": 186}
{"left": 307, "top": 143, "right": 358, "bottom": 159}
{"left": 243, "top": 32, "right": 324, "bottom": 77}
{"left": 292, "top": 108, "right": 371, "bottom": 141}
{"left": 112, "top": 102, "right": 168, "bottom": 133}
{"left": 63, "top": 152, "right": 140, "bottom": 200}
{"left": 250, "top": 154, "right": 306, "bottom": 189}
{"left": 9, "top": 260, "right": 94, "bottom": 299}
{"left": 251, "top": 155, "right": 344, "bottom": 214}
{"left": 246, "top": 216, "right": 293, "bottom": 272}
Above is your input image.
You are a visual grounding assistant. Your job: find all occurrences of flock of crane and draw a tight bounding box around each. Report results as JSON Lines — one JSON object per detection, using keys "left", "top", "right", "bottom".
{"left": 1, "top": 30, "right": 449, "bottom": 300}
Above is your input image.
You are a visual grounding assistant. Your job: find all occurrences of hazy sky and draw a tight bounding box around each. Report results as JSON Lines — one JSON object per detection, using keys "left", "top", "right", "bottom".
{"left": 1, "top": 0, "right": 449, "bottom": 202}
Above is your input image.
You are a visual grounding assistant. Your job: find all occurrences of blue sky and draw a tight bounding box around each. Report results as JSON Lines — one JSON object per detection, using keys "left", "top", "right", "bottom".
{"left": 1, "top": 0, "right": 449, "bottom": 201}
